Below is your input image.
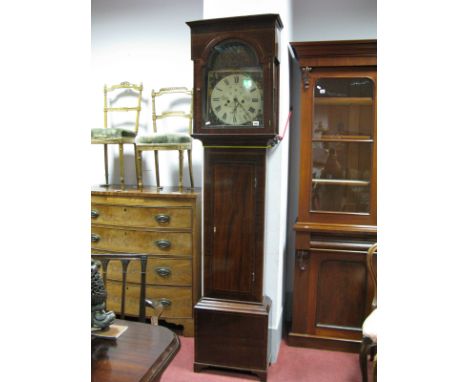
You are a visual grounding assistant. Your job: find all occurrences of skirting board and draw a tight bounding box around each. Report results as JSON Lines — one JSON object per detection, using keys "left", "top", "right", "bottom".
{"left": 269, "top": 306, "right": 283, "bottom": 364}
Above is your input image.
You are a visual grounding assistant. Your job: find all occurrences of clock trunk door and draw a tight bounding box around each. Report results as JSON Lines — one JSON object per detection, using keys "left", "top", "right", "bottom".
{"left": 204, "top": 149, "right": 265, "bottom": 302}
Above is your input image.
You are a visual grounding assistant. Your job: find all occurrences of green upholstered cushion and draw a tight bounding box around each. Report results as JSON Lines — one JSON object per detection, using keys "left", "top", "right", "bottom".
{"left": 91, "top": 128, "right": 137, "bottom": 139}
{"left": 136, "top": 133, "right": 191, "bottom": 144}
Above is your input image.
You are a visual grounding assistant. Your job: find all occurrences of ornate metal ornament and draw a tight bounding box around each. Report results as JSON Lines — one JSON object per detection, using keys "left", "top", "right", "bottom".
{"left": 301, "top": 66, "right": 313, "bottom": 89}
{"left": 91, "top": 259, "right": 115, "bottom": 330}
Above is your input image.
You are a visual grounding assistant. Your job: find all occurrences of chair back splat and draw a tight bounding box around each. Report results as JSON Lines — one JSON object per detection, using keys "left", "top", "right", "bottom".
{"left": 91, "top": 82, "right": 143, "bottom": 187}
{"left": 359, "top": 243, "right": 377, "bottom": 382}
{"left": 367, "top": 243, "right": 377, "bottom": 310}
{"left": 91, "top": 253, "right": 163, "bottom": 325}
{"left": 136, "top": 87, "right": 194, "bottom": 189}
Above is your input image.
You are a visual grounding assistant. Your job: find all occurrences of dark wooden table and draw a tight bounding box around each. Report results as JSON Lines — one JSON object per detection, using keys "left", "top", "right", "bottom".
{"left": 92, "top": 319, "right": 180, "bottom": 382}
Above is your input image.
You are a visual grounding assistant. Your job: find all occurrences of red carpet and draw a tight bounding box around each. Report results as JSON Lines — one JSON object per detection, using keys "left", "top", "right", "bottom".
{"left": 161, "top": 337, "right": 361, "bottom": 382}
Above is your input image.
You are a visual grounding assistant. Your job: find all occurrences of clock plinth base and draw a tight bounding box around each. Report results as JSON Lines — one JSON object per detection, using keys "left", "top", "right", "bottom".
{"left": 194, "top": 296, "right": 272, "bottom": 382}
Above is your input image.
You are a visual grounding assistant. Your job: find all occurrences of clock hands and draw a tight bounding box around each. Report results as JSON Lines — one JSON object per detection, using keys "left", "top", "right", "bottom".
{"left": 231, "top": 98, "right": 240, "bottom": 123}
{"left": 234, "top": 97, "right": 250, "bottom": 115}
{"left": 231, "top": 97, "right": 249, "bottom": 124}
{"left": 232, "top": 97, "right": 255, "bottom": 125}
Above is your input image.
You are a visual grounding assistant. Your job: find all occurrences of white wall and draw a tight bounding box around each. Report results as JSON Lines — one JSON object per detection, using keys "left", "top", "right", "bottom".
{"left": 292, "top": 0, "right": 376, "bottom": 41}
{"left": 91, "top": 0, "right": 203, "bottom": 186}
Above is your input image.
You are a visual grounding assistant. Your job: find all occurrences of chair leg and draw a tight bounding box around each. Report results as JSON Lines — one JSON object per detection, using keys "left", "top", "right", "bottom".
{"left": 103, "top": 144, "right": 109, "bottom": 186}
{"left": 373, "top": 354, "right": 377, "bottom": 382}
{"left": 136, "top": 147, "right": 143, "bottom": 188}
{"left": 118, "top": 143, "right": 125, "bottom": 187}
{"left": 134, "top": 144, "right": 141, "bottom": 188}
{"left": 188, "top": 149, "right": 194, "bottom": 188}
{"left": 154, "top": 151, "right": 161, "bottom": 189}
{"left": 360, "top": 336, "right": 372, "bottom": 382}
{"left": 178, "top": 150, "right": 184, "bottom": 189}
{"left": 369, "top": 343, "right": 377, "bottom": 361}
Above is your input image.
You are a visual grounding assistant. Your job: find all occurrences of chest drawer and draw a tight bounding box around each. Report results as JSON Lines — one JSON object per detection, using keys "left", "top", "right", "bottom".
{"left": 106, "top": 257, "right": 192, "bottom": 286}
{"left": 91, "top": 226, "right": 192, "bottom": 256}
{"left": 106, "top": 281, "right": 193, "bottom": 318}
{"left": 91, "top": 203, "right": 192, "bottom": 229}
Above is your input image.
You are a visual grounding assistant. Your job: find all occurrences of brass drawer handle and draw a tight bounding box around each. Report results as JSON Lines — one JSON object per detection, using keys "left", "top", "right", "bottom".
{"left": 155, "top": 214, "right": 171, "bottom": 224}
{"left": 158, "top": 298, "right": 172, "bottom": 307}
{"left": 155, "top": 239, "right": 171, "bottom": 249}
{"left": 155, "top": 267, "right": 172, "bottom": 277}
{"left": 91, "top": 209, "right": 100, "bottom": 219}
{"left": 91, "top": 233, "right": 101, "bottom": 243}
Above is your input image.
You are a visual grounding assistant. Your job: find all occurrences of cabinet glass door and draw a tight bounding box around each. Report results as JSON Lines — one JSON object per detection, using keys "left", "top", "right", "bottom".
{"left": 311, "top": 78, "right": 374, "bottom": 214}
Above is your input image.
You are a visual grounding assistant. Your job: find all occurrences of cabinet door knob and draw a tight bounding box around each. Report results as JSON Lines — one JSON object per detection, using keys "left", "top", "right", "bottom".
{"left": 158, "top": 298, "right": 172, "bottom": 307}
{"left": 155, "top": 267, "right": 172, "bottom": 277}
{"left": 155, "top": 239, "right": 171, "bottom": 249}
{"left": 91, "top": 233, "right": 101, "bottom": 243}
{"left": 91, "top": 209, "right": 99, "bottom": 219}
{"left": 155, "top": 214, "right": 170, "bottom": 224}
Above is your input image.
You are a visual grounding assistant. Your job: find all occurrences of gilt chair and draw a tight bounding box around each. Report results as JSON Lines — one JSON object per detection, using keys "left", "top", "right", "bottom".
{"left": 360, "top": 243, "right": 377, "bottom": 382}
{"left": 91, "top": 82, "right": 143, "bottom": 187}
{"left": 91, "top": 253, "right": 164, "bottom": 325}
{"left": 136, "top": 87, "right": 194, "bottom": 189}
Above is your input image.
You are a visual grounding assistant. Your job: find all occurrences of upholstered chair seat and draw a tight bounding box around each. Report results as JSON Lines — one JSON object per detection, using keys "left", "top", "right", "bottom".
{"left": 362, "top": 308, "right": 377, "bottom": 343}
{"left": 136, "top": 132, "right": 191, "bottom": 145}
{"left": 92, "top": 128, "right": 137, "bottom": 140}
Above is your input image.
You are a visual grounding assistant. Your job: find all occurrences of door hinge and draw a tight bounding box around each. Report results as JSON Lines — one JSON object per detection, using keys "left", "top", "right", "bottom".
{"left": 213, "top": 226, "right": 216, "bottom": 233}
{"left": 252, "top": 272, "right": 255, "bottom": 282}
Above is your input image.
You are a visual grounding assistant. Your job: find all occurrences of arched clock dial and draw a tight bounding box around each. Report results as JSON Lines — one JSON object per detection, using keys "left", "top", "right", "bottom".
{"left": 210, "top": 73, "right": 263, "bottom": 126}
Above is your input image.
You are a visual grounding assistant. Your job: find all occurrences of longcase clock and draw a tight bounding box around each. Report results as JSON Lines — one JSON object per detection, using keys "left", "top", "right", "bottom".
{"left": 187, "top": 14, "right": 283, "bottom": 382}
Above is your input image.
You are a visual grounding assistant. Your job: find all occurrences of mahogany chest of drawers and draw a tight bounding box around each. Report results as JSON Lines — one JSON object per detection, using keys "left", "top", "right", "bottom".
{"left": 91, "top": 185, "right": 201, "bottom": 336}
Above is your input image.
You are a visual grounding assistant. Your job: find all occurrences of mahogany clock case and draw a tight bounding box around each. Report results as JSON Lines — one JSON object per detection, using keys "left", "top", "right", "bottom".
{"left": 187, "top": 14, "right": 283, "bottom": 380}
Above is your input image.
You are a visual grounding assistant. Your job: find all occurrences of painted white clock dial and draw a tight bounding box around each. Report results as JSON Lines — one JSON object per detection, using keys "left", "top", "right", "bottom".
{"left": 210, "top": 73, "right": 262, "bottom": 125}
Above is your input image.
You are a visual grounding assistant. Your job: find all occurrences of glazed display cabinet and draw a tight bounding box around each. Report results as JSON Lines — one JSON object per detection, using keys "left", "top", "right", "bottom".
{"left": 288, "top": 40, "right": 377, "bottom": 352}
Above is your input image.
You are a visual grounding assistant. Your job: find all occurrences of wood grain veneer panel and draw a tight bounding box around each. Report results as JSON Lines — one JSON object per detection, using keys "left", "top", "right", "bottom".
{"left": 316, "top": 259, "right": 366, "bottom": 329}
{"left": 211, "top": 162, "right": 256, "bottom": 295}
{"left": 91, "top": 204, "right": 192, "bottom": 229}
{"left": 91, "top": 226, "right": 192, "bottom": 256}
{"left": 106, "top": 258, "right": 192, "bottom": 286}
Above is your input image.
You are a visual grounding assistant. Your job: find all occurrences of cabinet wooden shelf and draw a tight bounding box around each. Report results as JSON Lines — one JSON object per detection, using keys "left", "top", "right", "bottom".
{"left": 315, "top": 97, "right": 373, "bottom": 106}
{"left": 288, "top": 40, "right": 377, "bottom": 353}
{"left": 312, "top": 179, "right": 370, "bottom": 186}
{"left": 315, "top": 135, "right": 372, "bottom": 142}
